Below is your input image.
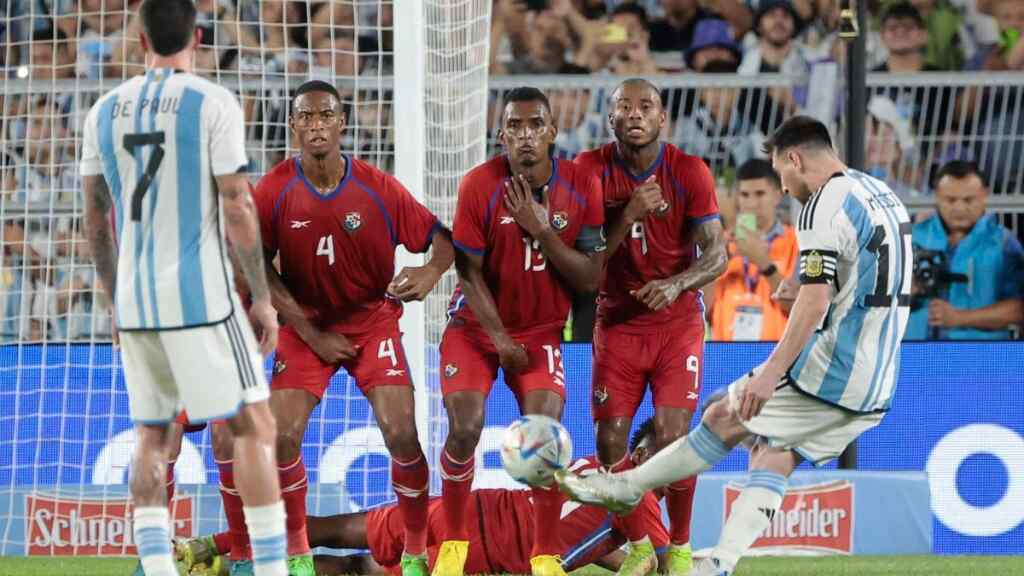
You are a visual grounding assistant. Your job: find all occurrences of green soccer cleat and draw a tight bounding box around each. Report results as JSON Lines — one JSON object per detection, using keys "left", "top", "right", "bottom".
{"left": 228, "top": 559, "right": 254, "bottom": 576}
{"left": 401, "top": 553, "right": 430, "bottom": 576}
{"left": 287, "top": 554, "right": 315, "bottom": 576}
{"left": 617, "top": 540, "right": 657, "bottom": 576}
{"left": 175, "top": 535, "right": 219, "bottom": 572}
{"left": 131, "top": 560, "right": 144, "bottom": 576}
{"left": 553, "top": 469, "right": 643, "bottom": 515}
{"left": 665, "top": 543, "right": 693, "bottom": 576}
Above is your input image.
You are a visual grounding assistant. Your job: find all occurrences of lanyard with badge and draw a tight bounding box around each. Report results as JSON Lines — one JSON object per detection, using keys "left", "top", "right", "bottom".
{"left": 731, "top": 214, "right": 765, "bottom": 341}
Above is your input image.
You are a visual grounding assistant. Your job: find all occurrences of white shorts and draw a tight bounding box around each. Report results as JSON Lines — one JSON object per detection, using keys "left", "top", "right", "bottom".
{"left": 728, "top": 368, "right": 884, "bottom": 466}
{"left": 119, "top": 312, "right": 270, "bottom": 424}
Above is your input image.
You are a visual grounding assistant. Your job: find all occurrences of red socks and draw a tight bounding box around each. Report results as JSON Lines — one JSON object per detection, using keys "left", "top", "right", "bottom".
{"left": 212, "top": 531, "right": 232, "bottom": 555}
{"left": 666, "top": 476, "right": 697, "bottom": 545}
{"left": 530, "top": 484, "right": 564, "bottom": 557}
{"left": 608, "top": 456, "right": 648, "bottom": 543}
{"left": 439, "top": 450, "right": 474, "bottom": 541}
{"left": 216, "top": 459, "right": 251, "bottom": 560}
{"left": 278, "top": 457, "right": 310, "bottom": 556}
{"left": 392, "top": 454, "right": 429, "bottom": 556}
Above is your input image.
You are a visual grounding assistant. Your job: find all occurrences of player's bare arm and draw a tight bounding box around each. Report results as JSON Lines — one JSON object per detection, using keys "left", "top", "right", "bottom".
{"left": 454, "top": 248, "right": 529, "bottom": 373}
{"left": 262, "top": 253, "right": 358, "bottom": 364}
{"left": 738, "top": 283, "right": 830, "bottom": 421}
{"left": 388, "top": 226, "right": 455, "bottom": 302}
{"left": 82, "top": 174, "right": 117, "bottom": 305}
{"left": 633, "top": 218, "right": 727, "bottom": 311}
{"left": 216, "top": 172, "right": 278, "bottom": 355}
{"left": 504, "top": 174, "right": 603, "bottom": 294}
{"left": 603, "top": 177, "right": 664, "bottom": 257}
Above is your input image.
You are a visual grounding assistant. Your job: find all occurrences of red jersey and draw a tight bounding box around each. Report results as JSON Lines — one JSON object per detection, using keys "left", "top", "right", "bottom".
{"left": 366, "top": 457, "right": 668, "bottom": 574}
{"left": 575, "top": 143, "right": 719, "bottom": 332}
{"left": 448, "top": 155, "right": 603, "bottom": 335}
{"left": 253, "top": 155, "right": 441, "bottom": 333}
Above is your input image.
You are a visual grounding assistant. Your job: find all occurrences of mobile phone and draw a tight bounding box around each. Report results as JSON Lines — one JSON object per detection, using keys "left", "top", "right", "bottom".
{"left": 601, "top": 23, "right": 629, "bottom": 44}
{"left": 736, "top": 213, "right": 757, "bottom": 240}
{"left": 524, "top": 0, "right": 550, "bottom": 11}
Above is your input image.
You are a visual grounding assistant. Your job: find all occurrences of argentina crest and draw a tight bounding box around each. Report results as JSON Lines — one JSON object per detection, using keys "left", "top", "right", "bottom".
{"left": 804, "top": 250, "right": 824, "bottom": 278}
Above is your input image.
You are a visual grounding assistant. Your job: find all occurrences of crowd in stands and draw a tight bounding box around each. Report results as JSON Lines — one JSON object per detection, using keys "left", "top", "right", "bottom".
{"left": 0, "top": 0, "right": 1022, "bottom": 342}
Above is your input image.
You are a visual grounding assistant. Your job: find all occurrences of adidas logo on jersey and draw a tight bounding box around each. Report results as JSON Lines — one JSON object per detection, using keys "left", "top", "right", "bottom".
{"left": 291, "top": 220, "right": 311, "bottom": 229}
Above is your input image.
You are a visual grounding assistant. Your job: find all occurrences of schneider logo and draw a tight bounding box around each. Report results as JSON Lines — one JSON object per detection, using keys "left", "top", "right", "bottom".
{"left": 724, "top": 480, "right": 853, "bottom": 554}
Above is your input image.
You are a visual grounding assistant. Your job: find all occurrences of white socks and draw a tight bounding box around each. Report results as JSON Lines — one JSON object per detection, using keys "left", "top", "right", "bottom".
{"left": 133, "top": 506, "right": 177, "bottom": 576}
{"left": 712, "top": 471, "right": 787, "bottom": 571}
{"left": 622, "top": 423, "right": 731, "bottom": 491}
{"left": 245, "top": 501, "right": 289, "bottom": 576}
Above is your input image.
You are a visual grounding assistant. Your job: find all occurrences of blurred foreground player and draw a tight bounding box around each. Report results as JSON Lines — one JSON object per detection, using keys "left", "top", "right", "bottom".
{"left": 80, "top": 1, "right": 287, "bottom": 574}
{"left": 225, "top": 80, "right": 454, "bottom": 576}
{"left": 434, "top": 87, "right": 605, "bottom": 576}
{"left": 558, "top": 116, "right": 913, "bottom": 576}
{"left": 574, "top": 78, "right": 726, "bottom": 575}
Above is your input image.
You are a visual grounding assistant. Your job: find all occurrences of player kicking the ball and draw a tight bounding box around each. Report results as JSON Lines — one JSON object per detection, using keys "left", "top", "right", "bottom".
{"left": 573, "top": 78, "right": 727, "bottom": 575}
{"left": 558, "top": 116, "right": 913, "bottom": 575}
{"left": 224, "top": 80, "right": 454, "bottom": 576}
{"left": 433, "top": 87, "right": 605, "bottom": 576}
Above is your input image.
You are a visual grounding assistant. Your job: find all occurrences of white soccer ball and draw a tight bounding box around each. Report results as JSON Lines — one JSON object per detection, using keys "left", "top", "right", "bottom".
{"left": 500, "top": 414, "right": 573, "bottom": 487}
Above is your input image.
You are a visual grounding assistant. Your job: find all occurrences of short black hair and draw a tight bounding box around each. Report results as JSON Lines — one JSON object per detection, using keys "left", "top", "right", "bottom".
{"left": 763, "top": 115, "right": 833, "bottom": 156}
{"left": 737, "top": 158, "right": 781, "bottom": 189}
{"left": 503, "top": 86, "right": 552, "bottom": 117}
{"left": 630, "top": 418, "right": 656, "bottom": 453}
{"left": 32, "top": 26, "right": 68, "bottom": 44}
{"left": 701, "top": 59, "right": 740, "bottom": 74}
{"left": 611, "top": 3, "right": 649, "bottom": 32}
{"left": 881, "top": 2, "right": 925, "bottom": 28}
{"left": 140, "top": 0, "right": 197, "bottom": 57}
{"left": 934, "top": 159, "right": 989, "bottom": 189}
{"left": 291, "top": 80, "right": 343, "bottom": 111}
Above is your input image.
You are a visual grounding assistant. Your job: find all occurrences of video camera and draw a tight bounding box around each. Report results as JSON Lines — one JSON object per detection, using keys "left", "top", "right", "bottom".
{"left": 912, "top": 249, "right": 967, "bottom": 309}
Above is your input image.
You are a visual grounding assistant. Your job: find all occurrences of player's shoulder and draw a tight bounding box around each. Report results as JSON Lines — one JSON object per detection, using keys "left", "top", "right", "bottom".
{"left": 662, "top": 143, "right": 712, "bottom": 177}
{"left": 348, "top": 155, "right": 393, "bottom": 186}
{"left": 573, "top": 144, "right": 615, "bottom": 173}
{"left": 556, "top": 155, "right": 598, "bottom": 185}
{"left": 176, "top": 72, "right": 238, "bottom": 104}
{"left": 798, "top": 172, "right": 851, "bottom": 232}
{"left": 256, "top": 156, "right": 300, "bottom": 190}
{"left": 462, "top": 154, "right": 509, "bottom": 188}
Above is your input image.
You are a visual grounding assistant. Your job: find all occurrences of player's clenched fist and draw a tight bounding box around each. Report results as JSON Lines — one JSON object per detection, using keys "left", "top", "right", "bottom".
{"left": 631, "top": 278, "right": 683, "bottom": 311}
{"left": 247, "top": 298, "right": 280, "bottom": 357}
{"left": 388, "top": 264, "right": 444, "bottom": 302}
{"left": 624, "top": 178, "right": 666, "bottom": 223}
{"left": 307, "top": 330, "right": 359, "bottom": 364}
{"left": 495, "top": 334, "right": 529, "bottom": 374}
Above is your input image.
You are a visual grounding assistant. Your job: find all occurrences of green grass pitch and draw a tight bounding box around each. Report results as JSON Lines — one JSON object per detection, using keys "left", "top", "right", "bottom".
{"left": 0, "top": 556, "right": 1018, "bottom": 575}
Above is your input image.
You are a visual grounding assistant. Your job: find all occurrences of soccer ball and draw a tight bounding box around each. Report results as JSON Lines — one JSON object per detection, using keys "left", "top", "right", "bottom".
{"left": 500, "top": 414, "right": 573, "bottom": 487}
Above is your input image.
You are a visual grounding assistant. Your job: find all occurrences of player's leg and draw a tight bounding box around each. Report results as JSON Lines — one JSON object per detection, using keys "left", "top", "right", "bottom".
{"left": 433, "top": 326, "right": 497, "bottom": 576}
{"left": 211, "top": 420, "right": 253, "bottom": 565}
{"left": 119, "top": 331, "right": 184, "bottom": 576}
{"left": 169, "top": 319, "right": 288, "bottom": 576}
{"left": 516, "top": 332, "right": 571, "bottom": 576}
{"left": 306, "top": 511, "right": 370, "bottom": 550}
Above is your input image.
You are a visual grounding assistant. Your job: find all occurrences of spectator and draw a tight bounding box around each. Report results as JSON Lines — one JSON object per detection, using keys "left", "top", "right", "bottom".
{"left": 672, "top": 59, "right": 782, "bottom": 173}
{"left": 738, "top": 0, "right": 809, "bottom": 112}
{"left": 684, "top": 18, "right": 742, "bottom": 70}
{"left": 906, "top": 161, "right": 1024, "bottom": 340}
{"left": 14, "top": 97, "right": 77, "bottom": 205}
{"left": 580, "top": 3, "right": 660, "bottom": 74}
{"left": 865, "top": 95, "right": 925, "bottom": 199}
{"left": 55, "top": 0, "right": 140, "bottom": 79}
{"left": 649, "top": 0, "right": 751, "bottom": 54}
{"left": 28, "top": 27, "right": 76, "bottom": 81}
{"left": 549, "top": 65, "right": 604, "bottom": 158}
{"left": 706, "top": 158, "right": 798, "bottom": 341}
{"left": 875, "top": 2, "right": 934, "bottom": 73}
{"left": 492, "top": 0, "right": 578, "bottom": 74}
{"left": 311, "top": 31, "right": 363, "bottom": 80}
{"left": 905, "top": 0, "right": 974, "bottom": 70}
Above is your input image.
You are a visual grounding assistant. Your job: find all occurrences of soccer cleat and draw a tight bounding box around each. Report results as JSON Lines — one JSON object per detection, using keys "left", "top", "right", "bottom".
{"left": 687, "top": 557, "right": 731, "bottom": 576}
{"left": 664, "top": 543, "right": 693, "bottom": 575}
{"left": 431, "top": 540, "right": 469, "bottom": 576}
{"left": 175, "top": 535, "right": 219, "bottom": 572}
{"left": 401, "top": 553, "right": 430, "bottom": 576}
{"left": 617, "top": 541, "right": 657, "bottom": 576}
{"left": 131, "top": 561, "right": 144, "bottom": 576}
{"left": 228, "top": 559, "right": 254, "bottom": 576}
{"left": 530, "top": 554, "right": 567, "bottom": 576}
{"left": 287, "top": 554, "right": 316, "bottom": 576}
{"left": 553, "top": 470, "right": 643, "bottom": 515}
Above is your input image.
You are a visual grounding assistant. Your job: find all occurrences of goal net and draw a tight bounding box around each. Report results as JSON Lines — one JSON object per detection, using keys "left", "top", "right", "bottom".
{"left": 0, "top": 0, "right": 495, "bottom": 556}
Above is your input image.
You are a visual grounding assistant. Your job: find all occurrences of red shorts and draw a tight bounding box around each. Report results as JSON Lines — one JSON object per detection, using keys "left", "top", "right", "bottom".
{"left": 174, "top": 411, "right": 209, "bottom": 433}
{"left": 439, "top": 323, "right": 565, "bottom": 402}
{"left": 272, "top": 322, "right": 413, "bottom": 399}
{"left": 591, "top": 321, "right": 704, "bottom": 421}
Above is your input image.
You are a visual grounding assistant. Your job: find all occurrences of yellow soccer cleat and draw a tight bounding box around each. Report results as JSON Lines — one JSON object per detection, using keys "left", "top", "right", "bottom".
{"left": 617, "top": 540, "right": 657, "bottom": 576}
{"left": 665, "top": 543, "right": 693, "bottom": 575}
{"left": 530, "top": 554, "right": 567, "bottom": 576}
{"left": 431, "top": 540, "right": 469, "bottom": 576}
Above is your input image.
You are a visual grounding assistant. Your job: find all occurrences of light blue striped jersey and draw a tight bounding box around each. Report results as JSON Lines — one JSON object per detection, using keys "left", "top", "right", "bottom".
{"left": 789, "top": 169, "right": 913, "bottom": 413}
{"left": 80, "top": 68, "right": 248, "bottom": 330}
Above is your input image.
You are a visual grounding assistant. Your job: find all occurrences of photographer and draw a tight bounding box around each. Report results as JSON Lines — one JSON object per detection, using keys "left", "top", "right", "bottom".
{"left": 906, "top": 161, "right": 1024, "bottom": 340}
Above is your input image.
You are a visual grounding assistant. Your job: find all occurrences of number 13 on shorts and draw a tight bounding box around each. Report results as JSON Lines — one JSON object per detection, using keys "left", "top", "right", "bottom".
{"left": 542, "top": 344, "right": 565, "bottom": 388}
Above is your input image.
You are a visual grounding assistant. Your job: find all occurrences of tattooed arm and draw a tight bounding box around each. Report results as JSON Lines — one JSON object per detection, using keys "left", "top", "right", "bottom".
{"left": 632, "top": 218, "right": 728, "bottom": 311}
{"left": 215, "top": 173, "right": 278, "bottom": 355}
{"left": 82, "top": 175, "right": 118, "bottom": 305}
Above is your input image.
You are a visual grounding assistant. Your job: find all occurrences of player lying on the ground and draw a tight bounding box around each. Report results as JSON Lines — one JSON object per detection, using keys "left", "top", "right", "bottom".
{"left": 178, "top": 420, "right": 670, "bottom": 576}
{"left": 557, "top": 116, "right": 913, "bottom": 576}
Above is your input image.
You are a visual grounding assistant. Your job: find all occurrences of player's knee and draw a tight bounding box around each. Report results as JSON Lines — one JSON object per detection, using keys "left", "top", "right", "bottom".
{"left": 380, "top": 418, "right": 420, "bottom": 458}
{"left": 447, "top": 413, "right": 484, "bottom": 453}
{"left": 596, "top": 422, "right": 630, "bottom": 465}
{"left": 211, "top": 422, "right": 234, "bottom": 461}
{"left": 226, "top": 402, "right": 277, "bottom": 446}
